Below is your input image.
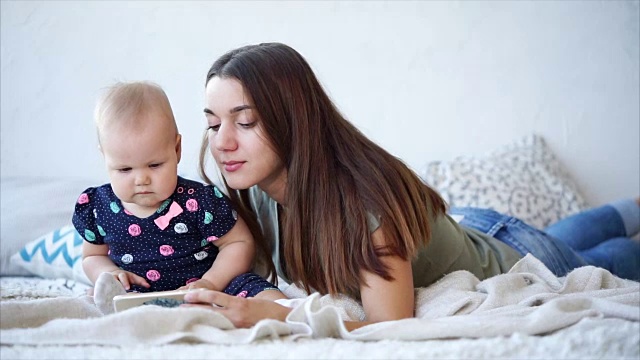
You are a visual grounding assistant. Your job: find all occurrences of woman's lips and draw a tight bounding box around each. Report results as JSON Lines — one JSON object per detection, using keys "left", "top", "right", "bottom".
{"left": 223, "top": 161, "right": 244, "bottom": 172}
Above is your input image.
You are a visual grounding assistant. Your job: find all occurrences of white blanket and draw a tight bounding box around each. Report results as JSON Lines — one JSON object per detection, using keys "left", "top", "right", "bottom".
{"left": 1, "top": 255, "right": 638, "bottom": 345}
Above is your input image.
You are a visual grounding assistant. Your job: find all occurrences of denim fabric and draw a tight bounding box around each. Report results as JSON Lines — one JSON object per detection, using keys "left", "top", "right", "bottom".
{"left": 544, "top": 200, "right": 639, "bottom": 250}
{"left": 450, "top": 205, "right": 640, "bottom": 281}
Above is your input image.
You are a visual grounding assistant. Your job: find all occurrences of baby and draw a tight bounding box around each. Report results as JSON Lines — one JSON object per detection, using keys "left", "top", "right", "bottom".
{"left": 72, "top": 81, "right": 279, "bottom": 313}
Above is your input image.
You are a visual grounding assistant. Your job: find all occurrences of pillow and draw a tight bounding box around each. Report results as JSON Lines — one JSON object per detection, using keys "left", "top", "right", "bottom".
{"left": 10, "top": 224, "right": 92, "bottom": 285}
{"left": 420, "top": 134, "right": 589, "bottom": 229}
{"left": 1, "top": 176, "right": 104, "bottom": 276}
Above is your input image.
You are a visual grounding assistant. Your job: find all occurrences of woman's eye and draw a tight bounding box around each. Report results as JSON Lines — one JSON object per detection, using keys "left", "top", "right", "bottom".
{"left": 208, "top": 125, "right": 220, "bottom": 132}
{"left": 239, "top": 122, "right": 255, "bottom": 129}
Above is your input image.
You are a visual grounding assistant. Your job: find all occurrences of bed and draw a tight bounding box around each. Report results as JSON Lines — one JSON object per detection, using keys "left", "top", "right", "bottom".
{"left": 2, "top": 135, "right": 638, "bottom": 359}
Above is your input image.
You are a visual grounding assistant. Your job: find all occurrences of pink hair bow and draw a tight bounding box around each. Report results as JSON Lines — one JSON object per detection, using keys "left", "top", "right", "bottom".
{"left": 154, "top": 201, "right": 183, "bottom": 230}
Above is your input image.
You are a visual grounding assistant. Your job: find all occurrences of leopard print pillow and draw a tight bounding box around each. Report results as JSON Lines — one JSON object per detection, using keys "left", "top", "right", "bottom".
{"left": 421, "top": 134, "right": 589, "bottom": 229}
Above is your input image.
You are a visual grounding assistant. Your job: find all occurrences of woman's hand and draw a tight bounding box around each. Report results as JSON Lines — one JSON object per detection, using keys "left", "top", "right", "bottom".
{"left": 182, "top": 290, "right": 292, "bottom": 328}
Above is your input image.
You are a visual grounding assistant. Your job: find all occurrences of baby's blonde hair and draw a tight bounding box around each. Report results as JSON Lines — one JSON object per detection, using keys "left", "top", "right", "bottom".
{"left": 94, "top": 81, "right": 177, "bottom": 144}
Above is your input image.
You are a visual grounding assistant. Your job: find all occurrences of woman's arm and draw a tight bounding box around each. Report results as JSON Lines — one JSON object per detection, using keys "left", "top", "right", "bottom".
{"left": 358, "top": 228, "right": 415, "bottom": 322}
{"left": 182, "top": 228, "right": 416, "bottom": 331}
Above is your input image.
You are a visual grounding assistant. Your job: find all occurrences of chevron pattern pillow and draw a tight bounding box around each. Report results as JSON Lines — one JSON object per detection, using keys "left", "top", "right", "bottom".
{"left": 10, "top": 225, "right": 91, "bottom": 285}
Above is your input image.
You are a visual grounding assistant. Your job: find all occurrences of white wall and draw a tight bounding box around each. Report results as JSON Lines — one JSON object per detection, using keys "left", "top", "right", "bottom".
{"left": 1, "top": 0, "right": 638, "bottom": 206}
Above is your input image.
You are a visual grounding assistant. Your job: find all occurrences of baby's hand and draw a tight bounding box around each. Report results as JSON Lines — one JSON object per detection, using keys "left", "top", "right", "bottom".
{"left": 178, "top": 278, "right": 215, "bottom": 291}
{"left": 109, "top": 269, "right": 150, "bottom": 290}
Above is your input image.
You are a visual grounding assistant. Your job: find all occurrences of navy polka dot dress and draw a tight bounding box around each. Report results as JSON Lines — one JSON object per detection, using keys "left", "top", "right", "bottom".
{"left": 72, "top": 177, "right": 238, "bottom": 292}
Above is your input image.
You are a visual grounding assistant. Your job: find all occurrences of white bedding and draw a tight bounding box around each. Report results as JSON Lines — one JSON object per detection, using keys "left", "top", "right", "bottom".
{"left": 1, "top": 255, "right": 639, "bottom": 359}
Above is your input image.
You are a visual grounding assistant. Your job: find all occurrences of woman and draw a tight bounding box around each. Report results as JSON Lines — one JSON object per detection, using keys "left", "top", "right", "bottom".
{"left": 183, "top": 42, "right": 640, "bottom": 330}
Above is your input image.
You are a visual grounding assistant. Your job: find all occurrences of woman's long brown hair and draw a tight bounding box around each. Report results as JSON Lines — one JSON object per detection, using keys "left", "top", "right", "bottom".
{"left": 199, "top": 43, "right": 446, "bottom": 296}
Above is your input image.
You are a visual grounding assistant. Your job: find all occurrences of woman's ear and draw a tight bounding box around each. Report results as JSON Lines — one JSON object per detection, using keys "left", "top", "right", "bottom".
{"left": 175, "top": 134, "right": 182, "bottom": 163}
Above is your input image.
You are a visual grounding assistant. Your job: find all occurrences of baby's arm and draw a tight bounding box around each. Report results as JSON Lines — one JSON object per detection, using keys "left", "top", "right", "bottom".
{"left": 190, "top": 216, "right": 255, "bottom": 291}
{"left": 82, "top": 242, "right": 150, "bottom": 290}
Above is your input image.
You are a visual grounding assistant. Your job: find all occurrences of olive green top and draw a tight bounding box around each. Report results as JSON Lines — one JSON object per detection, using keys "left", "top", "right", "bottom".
{"left": 248, "top": 186, "right": 522, "bottom": 292}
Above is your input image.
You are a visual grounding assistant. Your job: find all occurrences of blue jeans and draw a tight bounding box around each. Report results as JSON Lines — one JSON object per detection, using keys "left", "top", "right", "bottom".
{"left": 450, "top": 199, "right": 640, "bottom": 281}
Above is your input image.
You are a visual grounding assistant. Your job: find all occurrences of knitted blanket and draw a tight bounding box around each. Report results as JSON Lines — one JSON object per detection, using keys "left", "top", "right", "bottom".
{"left": 1, "top": 255, "right": 638, "bottom": 345}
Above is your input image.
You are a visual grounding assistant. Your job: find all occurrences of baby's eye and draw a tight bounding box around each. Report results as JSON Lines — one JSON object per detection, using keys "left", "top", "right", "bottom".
{"left": 149, "top": 163, "right": 162, "bottom": 169}
{"left": 118, "top": 167, "right": 132, "bottom": 173}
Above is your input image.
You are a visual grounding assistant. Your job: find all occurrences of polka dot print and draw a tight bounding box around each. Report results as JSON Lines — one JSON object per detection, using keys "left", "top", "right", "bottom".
{"left": 159, "top": 245, "right": 174, "bottom": 256}
{"left": 128, "top": 224, "right": 142, "bottom": 236}
{"left": 174, "top": 223, "right": 188, "bottom": 234}
{"left": 71, "top": 177, "right": 237, "bottom": 292}
{"left": 204, "top": 212, "right": 213, "bottom": 224}
{"left": 77, "top": 193, "right": 89, "bottom": 204}
{"left": 156, "top": 199, "right": 171, "bottom": 214}
{"left": 121, "top": 254, "right": 133, "bottom": 264}
{"left": 84, "top": 229, "right": 96, "bottom": 242}
{"left": 186, "top": 199, "right": 198, "bottom": 212}
{"left": 146, "top": 270, "right": 161, "bottom": 281}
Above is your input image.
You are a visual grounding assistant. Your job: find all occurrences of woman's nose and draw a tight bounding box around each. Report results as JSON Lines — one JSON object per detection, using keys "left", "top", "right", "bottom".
{"left": 214, "top": 124, "right": 238, "bottom": 151}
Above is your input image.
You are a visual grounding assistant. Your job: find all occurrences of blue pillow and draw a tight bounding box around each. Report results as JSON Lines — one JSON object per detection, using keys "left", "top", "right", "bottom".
{"left": 10, "top": 224, "right": 91, "bottom": 285}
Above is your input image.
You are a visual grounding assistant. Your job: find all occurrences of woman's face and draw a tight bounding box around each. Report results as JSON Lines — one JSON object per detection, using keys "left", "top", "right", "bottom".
{"left": 204, "top": 77, "right": 287, "bottom": 202}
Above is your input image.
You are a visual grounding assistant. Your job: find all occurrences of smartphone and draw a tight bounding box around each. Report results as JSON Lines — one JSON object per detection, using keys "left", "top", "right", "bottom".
{"left": 113, "top": 289, "right": 196, "bottom": 312}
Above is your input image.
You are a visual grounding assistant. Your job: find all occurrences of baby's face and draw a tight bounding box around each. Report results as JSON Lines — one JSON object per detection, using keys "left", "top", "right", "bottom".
{"left": 100, "top": 115, "right": 181, "bottom": 216}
